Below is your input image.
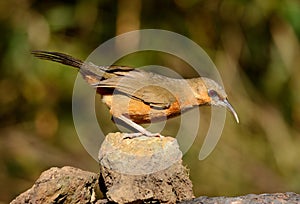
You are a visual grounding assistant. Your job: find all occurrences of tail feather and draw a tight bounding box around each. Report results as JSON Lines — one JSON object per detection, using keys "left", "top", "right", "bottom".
{"left": 31, "top": 50, "right": 137, "bottom": 86}
{"left": 31, "top": 50, "right": 116, "bottom": 86}
{"left": 31, "top": 51, "right": 83, "bottom": 69}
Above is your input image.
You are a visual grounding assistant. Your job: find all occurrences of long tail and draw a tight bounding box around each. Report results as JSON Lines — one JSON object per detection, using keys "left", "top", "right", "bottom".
{"left": 31, "top": 50, "right": 109, "bottom": 86}
{"left": 32, "top": 50, "right": 108, "bottom": 82}
{"left": 31, "top": 50, "right": 83, "bottom": 69}
{"left": 31, "top": 50, "right": 137, "bottom": 87}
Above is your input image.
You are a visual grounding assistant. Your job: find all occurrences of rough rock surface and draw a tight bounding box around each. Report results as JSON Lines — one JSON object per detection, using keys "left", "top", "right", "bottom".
{"left": 98, "top": 132, "right": 194, "bottom": 203}
{"left": 10, "top": 166, "right": 300, "bottom": 204}
{"left": 179, "top": 192, "right": 300, "bottom": 204}
{"left": 98, "top": 132, "right": 183, "bottom": 175}
{"left": 10, "top": 166, "right": 98, "bottom": 204}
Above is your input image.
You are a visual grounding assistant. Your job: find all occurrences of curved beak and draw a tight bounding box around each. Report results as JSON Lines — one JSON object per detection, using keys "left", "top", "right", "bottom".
{"left": 223, "top": 99, "right": 239, "bottom": 123}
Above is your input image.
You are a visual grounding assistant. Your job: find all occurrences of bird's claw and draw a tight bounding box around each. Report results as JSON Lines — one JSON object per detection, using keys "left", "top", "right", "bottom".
{"left": 122, "top": 132, "right": 163, "bottom": 139}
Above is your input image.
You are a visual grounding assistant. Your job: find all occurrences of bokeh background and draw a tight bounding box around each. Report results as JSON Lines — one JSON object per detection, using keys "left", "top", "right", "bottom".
{"left": 1, "top": 0, "right": 300, "bottom": 202}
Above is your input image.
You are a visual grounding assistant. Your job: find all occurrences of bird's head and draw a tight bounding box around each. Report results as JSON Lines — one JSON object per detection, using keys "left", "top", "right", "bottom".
{"left": 202, "top": 77, "right": 239, "bottom": 123}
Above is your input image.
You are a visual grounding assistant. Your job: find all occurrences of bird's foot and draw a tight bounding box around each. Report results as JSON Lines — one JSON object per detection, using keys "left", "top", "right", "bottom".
{"left": 122, "top": 132, "right": 163, "bottom": 139}
{"left": 145, "top": 132, "right": 163, "bottom": 138}
{"left": 122, "top": 133, "right": 143, "bottom": 139}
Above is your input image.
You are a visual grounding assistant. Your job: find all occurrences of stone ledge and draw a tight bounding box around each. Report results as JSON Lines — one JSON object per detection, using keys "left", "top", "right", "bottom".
{"left": 179, "top": 192, "right": 300, "bottom": 204}
{"left": 10, "top": 166, "right": 300, "bottom": 204}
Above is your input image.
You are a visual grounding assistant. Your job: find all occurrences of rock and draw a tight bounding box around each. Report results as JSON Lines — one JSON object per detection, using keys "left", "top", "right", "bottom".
{"left": 10, "top": 166, "right": 98, "bottom": 204}
{"left": 179, "top": 192, "right": 300, "bottom": 204}
{"left": 10, "top": 164, "right": 300, "bottom": 204}
{"left": 98, "top": 132, "right": 194, "bottom": 203}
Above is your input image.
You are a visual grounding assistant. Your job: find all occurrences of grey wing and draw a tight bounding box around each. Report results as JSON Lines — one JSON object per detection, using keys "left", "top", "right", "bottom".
{"left": 96, "top": 70, "right": 177, "bottom": 109}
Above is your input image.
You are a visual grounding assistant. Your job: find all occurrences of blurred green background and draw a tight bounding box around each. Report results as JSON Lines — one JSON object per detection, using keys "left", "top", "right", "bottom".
{"left": 1, "top": 0, "right": 300, "bottom": 202}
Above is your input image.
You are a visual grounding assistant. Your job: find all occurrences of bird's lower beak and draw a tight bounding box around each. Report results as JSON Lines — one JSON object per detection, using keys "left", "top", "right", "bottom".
{"left": 223, "top": 99, "right": 239, "bottom": 123}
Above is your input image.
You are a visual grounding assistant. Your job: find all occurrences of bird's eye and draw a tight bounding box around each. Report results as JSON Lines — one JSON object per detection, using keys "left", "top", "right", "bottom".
{"left": 208, "top": 90, "right": 218, "bottom": 98}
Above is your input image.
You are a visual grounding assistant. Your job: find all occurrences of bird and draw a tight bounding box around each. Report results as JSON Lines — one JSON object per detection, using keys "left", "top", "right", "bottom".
{"left": 31, "top": 50, "right": 239, "bottom": 137}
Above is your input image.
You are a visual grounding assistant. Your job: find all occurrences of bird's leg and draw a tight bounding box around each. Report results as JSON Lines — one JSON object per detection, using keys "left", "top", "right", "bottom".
{"left": 117, "top": 115, "right": 162, "bottom": 138}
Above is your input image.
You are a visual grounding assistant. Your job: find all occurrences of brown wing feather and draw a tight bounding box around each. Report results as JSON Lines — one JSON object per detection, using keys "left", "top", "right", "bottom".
{"left": 97, "top": 70, "right": 177, "bottom": 109}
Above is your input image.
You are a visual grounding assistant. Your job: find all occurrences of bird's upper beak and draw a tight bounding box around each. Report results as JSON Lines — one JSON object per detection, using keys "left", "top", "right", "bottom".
{"left": 223, "top": 99, "right": 239, "bottom": 123}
